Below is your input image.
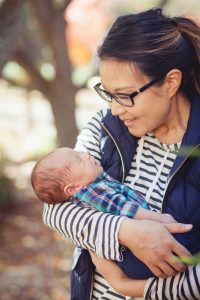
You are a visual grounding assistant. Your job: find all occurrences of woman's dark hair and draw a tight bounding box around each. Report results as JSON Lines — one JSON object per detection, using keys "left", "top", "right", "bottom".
{"left": 98, "top": 8, "right": 200, "bottom": 95}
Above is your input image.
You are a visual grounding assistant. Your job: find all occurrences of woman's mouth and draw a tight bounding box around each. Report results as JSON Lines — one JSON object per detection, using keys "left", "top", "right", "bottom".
{"left": 124, "top": 118, "right": 137, "bottom": 127}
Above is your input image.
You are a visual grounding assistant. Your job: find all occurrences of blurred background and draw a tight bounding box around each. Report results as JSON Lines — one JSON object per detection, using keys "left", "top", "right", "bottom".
{"left": 0, "top": 0, "right": 199, "bottom": 299}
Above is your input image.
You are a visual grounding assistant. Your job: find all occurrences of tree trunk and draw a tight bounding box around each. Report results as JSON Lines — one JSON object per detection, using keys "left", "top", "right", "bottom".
{"left": 30, "top": 0, "right": 78, "bottom": 147}
{"left": 0, "top": 0, "right": 78, "bottom": 147}
{"left": 46, "top": 79, "right": 78, "bottom": 148}
{"left": 0, "top": 0, "right": 23, "bottom": 73}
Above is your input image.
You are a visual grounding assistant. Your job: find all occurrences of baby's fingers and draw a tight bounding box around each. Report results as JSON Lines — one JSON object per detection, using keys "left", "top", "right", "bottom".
{"left": 162, "top": 214, "right": 177, "bottom": 223}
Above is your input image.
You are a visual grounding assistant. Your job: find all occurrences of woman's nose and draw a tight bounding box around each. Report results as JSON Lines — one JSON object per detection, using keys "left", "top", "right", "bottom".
{"left": 109, "top": 100, "right": 126, "bottom": 116}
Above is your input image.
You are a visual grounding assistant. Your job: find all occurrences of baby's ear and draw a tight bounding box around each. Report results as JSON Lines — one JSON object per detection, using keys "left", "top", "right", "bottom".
{"left": 64, "top": 183, "right": 81, "bottom": 196}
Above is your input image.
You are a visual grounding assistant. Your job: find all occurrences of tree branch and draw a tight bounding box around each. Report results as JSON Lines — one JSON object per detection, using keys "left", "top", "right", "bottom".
{"left": 29, "top": 0, "right": 74, "bottom": 88}
{"left": 29, "top": 0, "right": 67, "bottom": 51}
{"left": 13, "top": 49, "right": 49, "bottom": 95}
{"left": 0, "top": 0, "right": 23, "bottom": 73}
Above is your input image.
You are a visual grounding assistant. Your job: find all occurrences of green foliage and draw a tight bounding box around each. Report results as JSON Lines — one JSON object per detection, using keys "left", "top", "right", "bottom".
{"left": 178, "top": 146, "right": 200, "bottom": 157}
{"left": 40, "top": 63, "right": 56, "bottom": 81}
{"left": 179, "top": 252, "right": 200, "bottom": 265}
{"left": 2, "top": 61, "right": 29, "bottom": 85}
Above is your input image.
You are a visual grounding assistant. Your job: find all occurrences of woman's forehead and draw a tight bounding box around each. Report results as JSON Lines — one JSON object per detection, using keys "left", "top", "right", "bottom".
{"left": 99, "top": 59, "right": 145, "bottom": 91}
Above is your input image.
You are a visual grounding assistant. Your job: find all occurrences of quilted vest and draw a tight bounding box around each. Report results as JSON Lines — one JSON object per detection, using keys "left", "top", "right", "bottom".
{"left": 71, "top": 92, "right": 200, "bottom": 298}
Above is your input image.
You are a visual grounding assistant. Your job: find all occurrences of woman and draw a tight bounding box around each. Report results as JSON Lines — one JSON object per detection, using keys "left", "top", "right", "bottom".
{"left": 43, "top": 8, "right": 200, "bottom": 299}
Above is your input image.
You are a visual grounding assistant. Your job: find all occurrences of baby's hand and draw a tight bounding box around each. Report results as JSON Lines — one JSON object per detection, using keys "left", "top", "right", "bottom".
{"left": 160, "top": 213, "right": 177, "bottom": 224}
{"left": 135, "top": 207, "right": 177, "bottom": 223}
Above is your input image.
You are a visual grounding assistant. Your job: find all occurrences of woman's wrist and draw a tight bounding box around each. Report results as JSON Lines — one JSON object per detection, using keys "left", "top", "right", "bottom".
{"left": 119, "top": 218, "right": 138, "bottom": 246}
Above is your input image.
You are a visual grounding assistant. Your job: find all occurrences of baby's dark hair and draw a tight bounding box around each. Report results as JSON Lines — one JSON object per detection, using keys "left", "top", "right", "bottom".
{"left": 31, "top": 151, "right": 71, "bottom": 204}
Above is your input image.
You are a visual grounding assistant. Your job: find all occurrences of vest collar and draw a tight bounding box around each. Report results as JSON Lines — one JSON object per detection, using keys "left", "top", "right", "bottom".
{"left": 169, "top": 92, "right": 200, "bottom": 177}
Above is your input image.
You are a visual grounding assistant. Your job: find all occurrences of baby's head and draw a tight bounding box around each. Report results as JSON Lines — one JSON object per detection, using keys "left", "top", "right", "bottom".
{"left": 31, "top": 147, "right": 103, "bottom": 204}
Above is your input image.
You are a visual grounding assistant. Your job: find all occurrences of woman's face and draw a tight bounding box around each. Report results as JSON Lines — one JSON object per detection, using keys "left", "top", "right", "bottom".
{"left": 99, "top": 60, "right": 172, "bottom": 137}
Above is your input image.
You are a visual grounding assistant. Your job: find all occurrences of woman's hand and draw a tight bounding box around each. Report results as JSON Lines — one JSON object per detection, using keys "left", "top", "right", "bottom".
{"left": 119, "top": 219, "right": 192, "bottom": 278}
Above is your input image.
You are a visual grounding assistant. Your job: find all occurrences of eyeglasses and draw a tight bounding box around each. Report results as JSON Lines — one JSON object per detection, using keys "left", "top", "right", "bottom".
{"left": 93, "top": 78, "right": 162, "bottom": 107}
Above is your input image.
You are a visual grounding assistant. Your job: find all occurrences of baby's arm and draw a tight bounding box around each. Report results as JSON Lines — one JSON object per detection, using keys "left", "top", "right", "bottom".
{"left": 135, "top": 207, "right": 177, "bottom": 223}
{"left": 75, "top": 178, "right": 177, "bottom": 223}
{"left": 89, "top": 251, "right": 147, "bottom": 297}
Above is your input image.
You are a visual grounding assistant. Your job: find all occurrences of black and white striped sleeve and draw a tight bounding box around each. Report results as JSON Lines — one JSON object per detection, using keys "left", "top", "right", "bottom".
{"left": 74, "top": 109, "right": 104, "bottom": 159}
{"left": 42, "top": 109, "right": 125, "bottom": 261}
{"left": 144, "top": 264, "right": 200, "bottom": 299}
{"left": 43, "top": 201, "right": 124, "bottom": 261}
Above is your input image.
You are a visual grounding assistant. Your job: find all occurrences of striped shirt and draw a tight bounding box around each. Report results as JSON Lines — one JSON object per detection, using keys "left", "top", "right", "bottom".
{"left": 43, "top": 109, "right": 200, "bottom": 299}
{"left": 73, "top": 172, "right": 149, "bottom": 218}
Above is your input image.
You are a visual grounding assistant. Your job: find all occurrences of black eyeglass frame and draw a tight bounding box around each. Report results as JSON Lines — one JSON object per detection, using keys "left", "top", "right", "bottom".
{"left": 93, "top": 77, "right": 163, "bottom": 107}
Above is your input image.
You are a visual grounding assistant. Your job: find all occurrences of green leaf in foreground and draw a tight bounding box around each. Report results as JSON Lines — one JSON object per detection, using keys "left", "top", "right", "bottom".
{"left": 178, "top": 252, "right": 200, "bottom": 265}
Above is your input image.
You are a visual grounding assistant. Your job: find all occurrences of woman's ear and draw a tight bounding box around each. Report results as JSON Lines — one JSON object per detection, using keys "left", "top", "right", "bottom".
{"left": 165, "top": 69, "right": 182, "bottom": 97}
{"left": 64, "top": 183, "right": 81, "bottom": 196}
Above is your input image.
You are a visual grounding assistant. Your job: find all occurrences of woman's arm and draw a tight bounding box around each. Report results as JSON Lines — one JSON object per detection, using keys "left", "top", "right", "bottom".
{"left": 90, "top": 251, "right": 147, "bottom": 297}
{"left": 144, "top": 264, "right": 200, "bottom": 299}
{"left": 43, "top": 201, "right": 124, "bottom": 260}
{"left": 43, "top": 201, "right": 192, "bottom": 276}
{"left": 119, "top": 218, "right": 192, "bottom": 277}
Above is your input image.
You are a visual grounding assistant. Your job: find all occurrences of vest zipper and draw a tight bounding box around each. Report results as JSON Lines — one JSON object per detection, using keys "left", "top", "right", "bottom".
{"left": 89, "top": 272, "right": 94, "bottom": 300}
{"left": 88, "top": 122, "right": 125, "bottom": 298}
{"left": 101, "top": 122, "right": 126, "bottom": 183}
{"left": 161, "top": 144, "right": 200, "bottom": 212}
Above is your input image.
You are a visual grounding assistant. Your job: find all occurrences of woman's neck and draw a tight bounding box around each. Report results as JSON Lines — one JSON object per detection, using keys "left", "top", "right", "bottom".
{"left": 153, "top": 92, "right": 191, "bottom": 144}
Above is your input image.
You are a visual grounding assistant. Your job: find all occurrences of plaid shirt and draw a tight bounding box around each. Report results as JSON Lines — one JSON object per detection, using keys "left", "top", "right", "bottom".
{"left": 73, "top": 172, "right": 149, "bottom": 218}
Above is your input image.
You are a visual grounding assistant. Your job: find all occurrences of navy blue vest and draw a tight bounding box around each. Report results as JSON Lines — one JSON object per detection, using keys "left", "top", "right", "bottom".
{"left": 71, "top": 93, "right": 200, "bottom": 298}
{"left": 100, "top": 112, "right": 154, "bottom": 279}
{"left": 101, "top": 108, "right": 200, "bottom": 279}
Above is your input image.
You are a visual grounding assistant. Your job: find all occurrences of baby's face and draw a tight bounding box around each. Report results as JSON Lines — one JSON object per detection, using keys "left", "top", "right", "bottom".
{"left": 66, "top": 150, "right": 103, "bottom": 186}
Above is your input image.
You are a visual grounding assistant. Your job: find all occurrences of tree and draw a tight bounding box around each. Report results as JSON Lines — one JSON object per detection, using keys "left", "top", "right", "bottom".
{"left": 0, "top": 0, "right": 172, "bottom": 148}
{"left": 0, "top": 0, "right": 22, "bottom": 72}
{"left": 0, "top": 0, "right": 78, "bottom": 147}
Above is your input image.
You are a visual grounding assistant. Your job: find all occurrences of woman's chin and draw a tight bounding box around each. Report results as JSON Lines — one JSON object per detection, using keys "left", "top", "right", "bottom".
{"left": 127, "top": 126, "right": 146, "bottom": 137}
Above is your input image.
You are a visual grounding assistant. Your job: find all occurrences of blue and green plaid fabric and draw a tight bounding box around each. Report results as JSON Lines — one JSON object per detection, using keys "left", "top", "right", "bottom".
{"left": 74, "top": 172, "right": 149, "bottom": 218}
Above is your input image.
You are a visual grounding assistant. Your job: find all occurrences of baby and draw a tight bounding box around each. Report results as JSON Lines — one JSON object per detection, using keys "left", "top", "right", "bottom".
{"left": 31, "top": 147, "right": 176, "bottom": 223}
{"left": 31, "top": 147, "right": 177, "bottom": 297}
